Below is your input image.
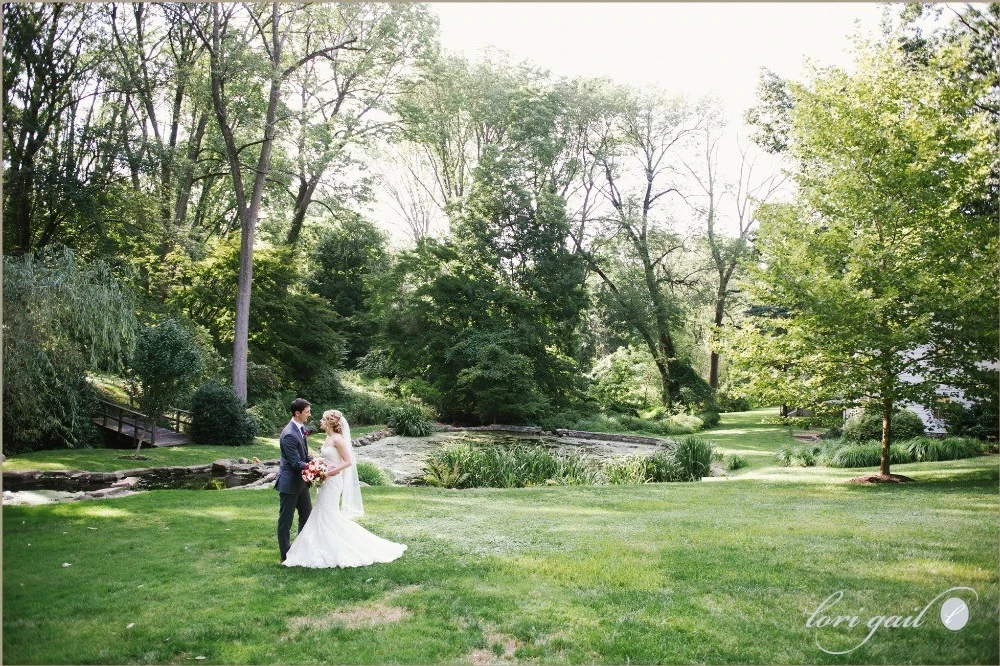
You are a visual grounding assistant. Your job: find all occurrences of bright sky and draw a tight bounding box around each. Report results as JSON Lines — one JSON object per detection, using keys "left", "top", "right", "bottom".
{"left": 434, "top": 2, "right": 887, "bottom": 127}
{"left": 374, "top": 3, "right": 895, "bottom": 243}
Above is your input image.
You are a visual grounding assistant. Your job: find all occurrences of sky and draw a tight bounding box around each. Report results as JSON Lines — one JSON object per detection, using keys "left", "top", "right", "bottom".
{"left": 433, "top": 2, "right": 887, "bottom": 131}
{"left": 373, "top": 3, "right": 899, "bottom": 242}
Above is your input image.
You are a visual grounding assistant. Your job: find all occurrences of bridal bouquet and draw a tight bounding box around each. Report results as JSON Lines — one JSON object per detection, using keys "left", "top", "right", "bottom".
{"left": 302, "top": 459, "right": 328, "bottom": 485}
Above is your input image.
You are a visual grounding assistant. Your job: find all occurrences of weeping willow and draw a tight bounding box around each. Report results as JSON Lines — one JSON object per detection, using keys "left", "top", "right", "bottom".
{"left": 3, "top": 245, "right": 137, "bottom": 453}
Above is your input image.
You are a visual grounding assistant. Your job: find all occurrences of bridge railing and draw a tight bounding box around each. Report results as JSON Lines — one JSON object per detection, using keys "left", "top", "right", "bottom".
{"left": 96, "top": 399, "right": 157, "bottom": 446}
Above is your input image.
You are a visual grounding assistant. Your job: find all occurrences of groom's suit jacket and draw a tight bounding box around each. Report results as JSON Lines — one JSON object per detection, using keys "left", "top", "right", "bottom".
{"left": 275, "top": 420, "right": 313, "bottom": 494}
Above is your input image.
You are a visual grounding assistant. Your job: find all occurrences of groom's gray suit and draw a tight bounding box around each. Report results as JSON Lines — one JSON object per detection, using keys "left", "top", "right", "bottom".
{"left": 275, "top": 419, "right": 313, "bottom": 561}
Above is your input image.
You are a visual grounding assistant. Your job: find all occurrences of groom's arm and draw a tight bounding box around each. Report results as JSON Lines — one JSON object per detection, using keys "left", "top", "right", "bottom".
{"left": 279, "top": 432, "right": 311, "bottom": 471}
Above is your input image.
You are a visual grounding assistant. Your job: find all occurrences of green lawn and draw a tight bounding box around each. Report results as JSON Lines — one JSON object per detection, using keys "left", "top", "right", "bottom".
{"left": 4, "top": 410, "right": 997, "bottom": 664}
{"left": 2, "top": 426, "right": 386, "bottom": 472}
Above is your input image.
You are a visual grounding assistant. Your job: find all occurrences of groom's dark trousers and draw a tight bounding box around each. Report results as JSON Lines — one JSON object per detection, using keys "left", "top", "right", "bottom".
{"left": 275, "top": 420, "right": 313, "bottom": 561}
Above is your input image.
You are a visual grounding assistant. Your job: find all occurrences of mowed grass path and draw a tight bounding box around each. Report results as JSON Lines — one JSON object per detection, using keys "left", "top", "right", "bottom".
{"left": 4, "top": 410, "right": 998, "bottom": 664}
{"left": 1, "top": 426, "right": 385, "bottom": 473}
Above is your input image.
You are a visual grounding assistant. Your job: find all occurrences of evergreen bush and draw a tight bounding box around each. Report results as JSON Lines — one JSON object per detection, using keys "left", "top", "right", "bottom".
{"left": 190, "top": 382, "right": 257, "bottom": 446}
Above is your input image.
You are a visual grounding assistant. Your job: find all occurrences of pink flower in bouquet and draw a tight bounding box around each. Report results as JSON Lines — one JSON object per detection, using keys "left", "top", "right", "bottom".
{"left": 302, "top": 458, "right": 328, "bottom": 485}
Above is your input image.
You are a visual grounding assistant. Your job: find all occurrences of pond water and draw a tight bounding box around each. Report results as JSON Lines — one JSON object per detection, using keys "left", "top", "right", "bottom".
{"left": 356, "top": 431, "right": 661, "bottom": 484}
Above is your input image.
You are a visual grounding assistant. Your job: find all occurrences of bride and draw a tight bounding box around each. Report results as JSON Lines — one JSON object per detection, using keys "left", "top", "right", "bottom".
{"left": 283, "top": 409, "right": 406, "bottom": 568}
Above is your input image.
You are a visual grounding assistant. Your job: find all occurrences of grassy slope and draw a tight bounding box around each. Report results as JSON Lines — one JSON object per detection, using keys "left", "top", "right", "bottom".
{"left": 3, "top": 410, "right": 998, "bottom": 664}
{"left": 2, "top": 426, "right": 386, "bottom": 473}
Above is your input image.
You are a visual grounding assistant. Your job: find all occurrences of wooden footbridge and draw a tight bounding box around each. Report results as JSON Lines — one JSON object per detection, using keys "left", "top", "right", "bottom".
{"left": 92, "top": 399, "right": 192, "bottom": 447}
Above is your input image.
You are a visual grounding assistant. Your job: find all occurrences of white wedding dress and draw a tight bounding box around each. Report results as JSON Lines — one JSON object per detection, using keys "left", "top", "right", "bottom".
{"left": 284, "top": 435, "right": 406, "bottom": 569}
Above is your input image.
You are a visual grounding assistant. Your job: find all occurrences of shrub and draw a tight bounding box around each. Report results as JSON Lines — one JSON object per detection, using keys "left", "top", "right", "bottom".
{"left": 245, "top": 361, "right": 282, "bottom": 406}
{"left": 941, "top": 400, "right": 999, "bottom": 442}
{"left": 666, "top": 435, "right": 716, "bottom": 481}
{"left": 905, "top": 436, "right": 985, "bottom": 462}
{"left": 128, "top": 319, "right": 204, "bottom": 423}
{"left": 775, "top": 444, "right": 821, "bottom": 467}
{"left": 190, "top": 382, "right": 258, "bottom": 446}
{"left": 829, "top": 441, "right": 911, "bottom": 468}
{"left": 246, "top": 397, "right": 290, "bottom": 437}
{"left": 606, "top": 452, "right": 683, "bottom": 484}
{"left": 4, "top": 246, "right": 137, "bottom": 454}
{"left": 588, "top": 347, "right": 656, "bottom": 414}
{"left": 303, "top": 367, "right": 345, "bottom": 405}
{"left": 697, "top": 410, "right": 721, "bottom": 428}
{"left": 356, "top": 461, "right": 392, "bottom": 486}
{"left": 843, "top": 407, "right": 925, "bottom": 443}
{"left": 344, "top": 392, "right": 394, "bottom": 426}
{"left": 667, "top": 413, "right": 704, "bottom": 433}
{"left": 716, "top": 392, "right": 753, "bottom": 413}
{"left": 726, "top": 455, "right": 748, "bottom": 471}
{"left": 388, "top": 403, "right": 433, "bottom": 437}
{"left": 420, "top": 443, "right": 600, "bottom": 488}
{"left": 421, "top": 459, "right": 469, "bottom": 489}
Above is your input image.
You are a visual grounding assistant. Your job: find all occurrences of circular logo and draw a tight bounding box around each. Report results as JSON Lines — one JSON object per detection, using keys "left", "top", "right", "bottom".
{"left": 940, "top": 597, "right": 970, "bottom": 631}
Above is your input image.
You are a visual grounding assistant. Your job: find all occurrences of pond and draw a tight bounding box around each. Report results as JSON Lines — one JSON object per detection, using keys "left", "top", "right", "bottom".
{"left": 355, "top": 430, "right": 663, "bottom": 484}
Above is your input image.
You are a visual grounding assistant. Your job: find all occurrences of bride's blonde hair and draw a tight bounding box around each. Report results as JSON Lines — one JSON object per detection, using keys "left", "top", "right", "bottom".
{"left": 320, "top": 409, "right": 343, "bottom": 434}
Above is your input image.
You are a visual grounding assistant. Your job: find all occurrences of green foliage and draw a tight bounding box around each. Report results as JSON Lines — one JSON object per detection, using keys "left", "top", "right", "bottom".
{"left": 127, "top": 319, "right": 204, "bottom": 421}
{"left": 941, "top": 400, "right": 999, "bottom": 442}
{"left": 666, "top": 436, "right": 716, "bottom": 481}
{"left": 829, "top": 442, "right": 911, "bottom": 469}
{"left": 420, "top": 459, "right": 469, "bottom": 489}
{"left": 776, "top": 445, "right": 820, "bottom": 467}
{"left": 387, "top": 403, "right": 433, "bottom": 437}
{"left": 189, "top": 382, "right": 257, "bottom": 446}
{"left": 905, "top": 436, "right": 986, "bottom": 463}
{"left": 842, "top": 407, "right": 925, "bottom": 444}
{"left": 355, "top": 461, "right": 392, "bottom": 487}
{"left": 696, "top": 410, "right": 721, "bottom": 429}
{"left": 245, "top": 362, "right": 283, "bottom": 407}
{"left": 303, "top": 368, "right": 346, "bottom": 405}
{"left": 726, "top": 455, "right": 748, "bottom": 471}
{"left": 453, "top": 329, "right": 551, "bottom": 424}
{"left": 171, "top": 238, "right": 346, "bottom": 388}
{"left": 384, "top": 61, "right": 591, "bottom": 424}
{"left": 420, "top": 443, "right": 600, "bottom": 489}
{"left": 245, "top": 397, "right": 290, "bottom": 438}
{"left": 715, "top": 392, "right": 754, "bottom": 413}
{"left": 725, "top": 33, "right": 996, "bottom": 478}
{"left": 605, "top": 452, "right": 683, "bottom": 484}
{"left": 3, "top": 246, "right": 137, "bottom": 454}
{"left": 343, "top": 392, "right": 395, "bottom": 426}
{"left": 308, "top": 217, "right": 388, "bottom": 364}
{"left": 588, "top": 347, "right": 660, "bottom": 414}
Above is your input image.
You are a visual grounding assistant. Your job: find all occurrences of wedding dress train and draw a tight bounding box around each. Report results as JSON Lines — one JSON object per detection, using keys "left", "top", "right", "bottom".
{"left": 283, "top": 439, "right": 406, "bottom": 568}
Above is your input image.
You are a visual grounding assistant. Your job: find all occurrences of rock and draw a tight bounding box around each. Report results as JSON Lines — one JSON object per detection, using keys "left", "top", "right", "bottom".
{"left": 112, "top": 477, "right": 141, "bottom": 489}
{"left": 709, "top": 462, "right": 729, "bottom": 478}
{"left": 212, "top": 460, "right": 231, "bottom": 474}
{"left": 554, "top": 429, "right": 663, "bottom": 445}
{"left": 237, "top": 457, "right": 249, "bottom": 464}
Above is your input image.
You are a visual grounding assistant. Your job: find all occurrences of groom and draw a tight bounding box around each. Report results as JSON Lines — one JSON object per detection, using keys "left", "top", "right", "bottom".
{"left": 275, "top": 398, "right": 314, "bottom": 563}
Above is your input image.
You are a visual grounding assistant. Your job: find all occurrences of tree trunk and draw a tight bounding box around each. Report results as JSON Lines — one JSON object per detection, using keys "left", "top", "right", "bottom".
{"left": 709, "top": 292, "right": 726, "bottom": 389}
{"left": 880, "top": 395, "right": 893, "bottom": 477}
{"left": 232, "top": 214, "right": 255, "bottom": 401}
{"left": 285, "top": 175, "right": 320, "bottom": 247}
{"left": 8, "top": 166, "right": 35, "bottom": 255}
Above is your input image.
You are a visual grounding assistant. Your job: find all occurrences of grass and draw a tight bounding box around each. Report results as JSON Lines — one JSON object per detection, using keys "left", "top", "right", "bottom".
{"left": 4, "top": 467, "right": 997, "bottom": 664}
{"left": 701, "top": 408, "right": 831, "bottom": 475}
{"left": 4, "top": 409, "right": 997, "bottom": 663}
{"left": 2, "top": 426, "right": 386, "bottom": 473}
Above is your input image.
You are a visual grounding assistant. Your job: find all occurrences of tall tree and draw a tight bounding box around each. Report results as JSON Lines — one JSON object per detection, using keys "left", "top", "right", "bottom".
{"left": 280, "top": 3, "right": 436, "bottom": 247}
{"left": 726, "top": 35, "right": 996, "bottom": 477}
{"left": 180, "top": 3, "right": 358, "bottom": 400}
{"left": 685, "top": 127, "right": 784, "bottom": 389}
{"left": 581, "top": 89, "right": 709, "bottom": 407}
{"left": 3, "top": 3, "right": 96, "bottom": 255}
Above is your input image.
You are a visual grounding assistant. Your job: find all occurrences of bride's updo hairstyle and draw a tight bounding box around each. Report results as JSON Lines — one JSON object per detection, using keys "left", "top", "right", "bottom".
{"left": 321, "top": 409, "right": 344, "bottom": 434}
